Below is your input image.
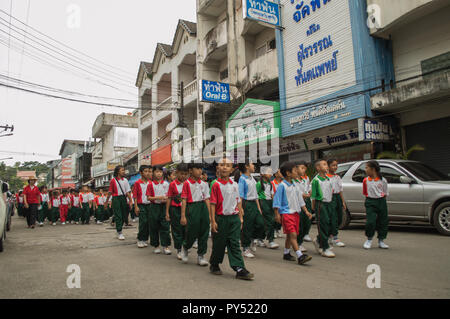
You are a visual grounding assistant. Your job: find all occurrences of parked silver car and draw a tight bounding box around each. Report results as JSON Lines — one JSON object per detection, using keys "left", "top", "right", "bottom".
{"left": 0, "top": 180, "right": 8, "bottom": 252}
{"left": 336, "top": 160, "right": 450, "bottom": 236}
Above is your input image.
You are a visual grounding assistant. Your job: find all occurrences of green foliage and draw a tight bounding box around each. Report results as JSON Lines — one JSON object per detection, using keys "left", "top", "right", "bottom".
{"left": 17, "top": 161, "right": 49, "bottom": 176}
{"left": 0, "top": 162, "right": 25, "bottom": 192}
{"left": 377, "top": 144, "right": 425, "bottom": 160}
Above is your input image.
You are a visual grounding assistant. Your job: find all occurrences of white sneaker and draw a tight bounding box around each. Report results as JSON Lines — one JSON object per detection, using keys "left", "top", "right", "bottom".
{"left": 154, "top": 247, "right": 161, "bottom": 254}
{"left": 137, "top": 241, "right": 145, "bottom": 248}
{"left": 299, "top": 245, "right": 308, "bottom": 252}
{"left": 243, "top": 249, "right": 255, "bottom": 258}
{"left": 267, "top": 241, "right": 279, "bottom": 249}
{"left": 143, "top": 241, "right": 148, "bottom": 247}
{"left": 132, "top": 219, "right": 136, "bottom": 223}
{"left": 181, "top": 247, "right": 189, "bottom": 263}
{"left": 75, "top": 222, "right": 79, "bottom": 225}
{"left": 257, "top": 239, "right": 266, "bottom": 247}
{"left": 251, "top": 240, "right": 257, "bottom": 252}
{"left": 163, "top": 247, "right": 172, "bottom": 255}
{"left": 39, "top": 222, "right": 43, "bottom": 227}
{"left": 192, "top": 240, "right": 198, "bottom": 249}
{"left": 118, "top": 233, "right": 125, "bottom": 240}
{"left": 197, "top": 255, "right": 209, "bottom": 267}
{"left": 177, "top": 250, "right": 182, "bottom": 260}
{"left": 62, "top": 222, "right": 66, "bottom": 225}
{"left": 313, "top": 239, "right": 323, "bottom": 255}
{"left": 378, "top": 241, "right": 389, "bottom": 249}
{"left": 52, "top": 223, "right": 56, "bottom": 226}
{"left": 322, "top": 249, "right": 336, "bottom": 258}
{"left": 333, "top": 239, "right": 346, "bottom": 247}
{"left": 303, "top": 234, "right": 312, "bottom": 242}
{"left": 363, "top": 239, "right": 373, "bottom": 250}
{"left": 97, "top": 221, "right": 102, "bottom": 225}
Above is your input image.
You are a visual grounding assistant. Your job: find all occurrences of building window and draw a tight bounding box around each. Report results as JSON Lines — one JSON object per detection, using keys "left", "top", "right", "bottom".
{"left": 220, "top": 68, "right": 228, "bottom": 81}
{"left": 268, "top": 39, "right": 276, "bottom": 50}
{"left": 421, "top": 51, "right": 450, "bottom": 79}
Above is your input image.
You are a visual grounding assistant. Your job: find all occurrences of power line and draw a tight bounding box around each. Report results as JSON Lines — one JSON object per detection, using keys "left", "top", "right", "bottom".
{"left": 17, "top": 0, "right": 31, "bottom": 80}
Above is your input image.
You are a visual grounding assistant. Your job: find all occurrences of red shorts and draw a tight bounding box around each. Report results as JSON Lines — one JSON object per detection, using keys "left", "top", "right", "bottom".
{"left": 282, "top": 213, "right": 300, "bottom": 235}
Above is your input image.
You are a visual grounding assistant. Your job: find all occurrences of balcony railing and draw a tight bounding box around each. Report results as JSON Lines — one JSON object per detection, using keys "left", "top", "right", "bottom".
{"left": 183, "top": 79, "right": 198, "bottom": 99}
{"left": 140, "top": 109, "right": 153, "bottom": 128}
{"left": 156, "top": 96, "right": 173, "bottom": 115}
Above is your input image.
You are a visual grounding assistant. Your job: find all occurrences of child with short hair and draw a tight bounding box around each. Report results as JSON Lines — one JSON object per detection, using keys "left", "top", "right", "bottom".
{"left": 94, "top": 189, "right": 106, "bottom": 224}
{"left": 209, "top": 157, "right": 254, "bottom": 280}
{"left": 80, "top": 186, "right": 93, "bottom": 225}
{"left": 146, "top": 165, "right": 171, "bottom": 255}
{"left": 59, "top": 189, "right": 71, "bottom": 225}
{"left": 295, "top": 161, "right": 313, "bottom": 252}
{"left": 50, "top": 191, "right": 60, "bottom": 226}
{"left": 237, "top": 162, "right": 265, "bottom": 258}
{"left": 311, "top": 159, "right": 335, "bottom": 258}
{"left": 180, "top": 163, "right": 211, "bottom": 266}
{"left": 327, "top": 159, "right": 347, "bottom": 248}
{"left": 256, "top": 166, "right": 279, "bottom": 249}
{"left": 271, "top": 169, "right": 283, "bottom": 239}
{"left": 133, "top": 165, "right": 152, "bottom": 248}
{"left": 273, "top": 162, "right": 312, "bottom": 265}
{"left": 165, "top": 163, "right": 189, "bottom": 259}
{"left": 38, "top": 186, "right": 50, "bottom": 227}
{"left": 71, "top": 189, "right": 81, "bottom": 224}
{"left": 363, "top": 161, "right": 390, "bottom": 250}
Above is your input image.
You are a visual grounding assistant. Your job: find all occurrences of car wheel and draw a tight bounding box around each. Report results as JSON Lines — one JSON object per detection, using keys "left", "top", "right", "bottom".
{"left": 339, "top": 209, "right": 351, "bottom": 229}
{"left": 433, "top": 202, "right": 450, "bottom": 236}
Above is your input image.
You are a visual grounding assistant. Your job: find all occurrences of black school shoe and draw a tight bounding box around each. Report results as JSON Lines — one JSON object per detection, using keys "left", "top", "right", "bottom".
{"left": 283, "top": 253, "right": 296, "bottom": 261}
{"left": 298, "top": 254, "right": 312, "bottom": 265}
{"left": 236, "top": 268, "right": 254, "bottom": 280}
{"left": 210, "top": 264, "right": 223, "bottom": 276}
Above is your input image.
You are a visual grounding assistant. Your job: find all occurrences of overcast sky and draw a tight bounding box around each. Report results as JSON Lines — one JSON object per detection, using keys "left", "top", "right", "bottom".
{"left": 0, "top": 0, "right": 196, "bottom": 166}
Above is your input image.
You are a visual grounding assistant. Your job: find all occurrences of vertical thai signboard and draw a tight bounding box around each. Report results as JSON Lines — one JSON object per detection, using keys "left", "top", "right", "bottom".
{"left": 243, "top": 0, "right": 281, "bottom": 27}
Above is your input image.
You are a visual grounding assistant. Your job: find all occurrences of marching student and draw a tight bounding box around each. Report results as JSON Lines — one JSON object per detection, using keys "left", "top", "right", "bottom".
{"left": 59, "top": 189, "right": 71, "bottom": 225}
{"left": 80, "top": 185, "right": 93, "bottom": 225}
{"left": 23, "top": 177, "right": 41, "bottom": 229}
{"left": 256, "top": 166, "right": 279, "bottom": 249}
{"left": 271, "top": 169, "right": 283, "bottom": 239}
{"left": 311, "top": 159, "right": 335, "bottom": 258}
{"left": 363, "top": 160, "right": 390, "bottom": 250}
{"left": 327, "top": 159, "right": 347, "bottom": 248}
{"left": 295, "top": 161, "right": 313, "bottom": 252}
{"left": 50, "top": 191, "right": 60, "bottom": 226}
{"left": 38, "top": 186, "right": 50, "bottom": 227}
{"left": 88, "top": 187, "right": 95, "bottom": 221}
{"left": 273, "top": 162, "right": 312, "bottom": 265}
{"left": 237, "top": 162, "right": 265, "bottom": 258}
{"left": 165, "top": 163, "right": 189, "bottom": 259}
{"left": 180, "top": 163, "right": 211, "bottom": 266}
{"left": 107, "top": 165, "right": 133, "bottom": 240}
{"left": 145, "top": 165, "right": 171, "bottom": 254}
{"left": 209, "top": 157, "right": 255, "bottom": 280}
{"left": 67, "top": 189, "right": 74, "bottom": 224}
{"left": 132, "top": 165, "right": 152, "bottom": 248}
{"left": 16, "top": 191, "right": 25, "bottom": 217}
{"left": 71, "top": 189, "right": 81, "bottom": 224}
{"left": 167, "top": 169, "right": 177, "bottom": 184}
{"left": 94, "top": 189, "right": 106, "bottom": 224}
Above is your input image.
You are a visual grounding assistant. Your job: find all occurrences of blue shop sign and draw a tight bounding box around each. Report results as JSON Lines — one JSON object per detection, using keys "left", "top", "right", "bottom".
{"left": 243, "top": 0, "right": 281, "bottom": 27}
{"left": 200, "top": 80, "right": 230, "bottom": 104}
{"left": 358, "top": 119, "right": 392, "bottom": 142}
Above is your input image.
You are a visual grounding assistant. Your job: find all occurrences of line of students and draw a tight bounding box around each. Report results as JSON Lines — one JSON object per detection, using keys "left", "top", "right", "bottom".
{"left": 108, "top": 158, "right": 389, "bottom": 281}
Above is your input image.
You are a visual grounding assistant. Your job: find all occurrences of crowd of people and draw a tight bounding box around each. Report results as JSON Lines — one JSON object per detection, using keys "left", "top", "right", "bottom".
{"left": 15, "top": 158, "right": 390, "bottom": 281}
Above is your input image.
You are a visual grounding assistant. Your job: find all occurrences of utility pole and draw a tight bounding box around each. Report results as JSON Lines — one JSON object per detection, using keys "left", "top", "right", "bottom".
{"left": 178, "top": 81, "right": 186, "bottom": 128}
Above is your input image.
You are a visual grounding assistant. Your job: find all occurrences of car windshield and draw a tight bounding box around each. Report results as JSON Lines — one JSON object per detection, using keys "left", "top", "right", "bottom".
{"left": 398, "top": 162, "right": 450, "bottom": 181}
{"left": 336, "top": 163, "right": 354, "bottom": 178}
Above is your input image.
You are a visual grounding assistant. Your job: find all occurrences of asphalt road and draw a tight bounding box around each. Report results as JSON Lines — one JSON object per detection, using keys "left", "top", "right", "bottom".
{"left": 1, "top": 214, "right": 449, "bottom": 299}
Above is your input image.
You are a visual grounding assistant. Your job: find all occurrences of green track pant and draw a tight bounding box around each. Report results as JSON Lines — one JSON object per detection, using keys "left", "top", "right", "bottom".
{"left": 169, "top": 206, "right": 185, "bottom": 250}
{"left": 149, "top": 203, "right": 171, "bottom": 248}
{"left": 96, "top": 205, "right": 105, "bottom": 222}
{"left": 260, "top": 199, "right": 275, "bottom": 242}
{"left": 112, "top": 196, "right": 128, "bottom": 232}
{"left": 365, "top": 197, "right": 389, "bottom": 240}
{"left": 329, "top": 194, "right": 344, "bottom": 237}
{"left": 72, "top": 207, "right": 81, "bottom": 222}
{"left": 50, "top": 207, "right": 59, "bottom": 223}
{"left": 182, "top": 201, "right": 210, "bottom": 256}
{"left": 81, "top": 203, "right": 91, "bottom": 224}
{"left": 137, "top": 204, "right": 151, "bottom": 242}
{"left": 210, "top": 214, "right": 245, "bottom": 269}
{"left": 241, "top": 200, "right": 265, "bottom": 249}
{"left": 315, "top": 201, "right": 332, "bottom": 250}
{"left": 38, "top": 202, "right": 49, "bottom": 223}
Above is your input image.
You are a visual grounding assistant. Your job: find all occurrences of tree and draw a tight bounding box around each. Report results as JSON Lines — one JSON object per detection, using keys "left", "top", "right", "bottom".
{"left": 0, "top": 162, "right": 25, "bottom": 192}
{"left": 18, "top": 161, "right": 49, "bottom": 176}
{"left": 377, "top": 144, "right": 425, "bottom": 160}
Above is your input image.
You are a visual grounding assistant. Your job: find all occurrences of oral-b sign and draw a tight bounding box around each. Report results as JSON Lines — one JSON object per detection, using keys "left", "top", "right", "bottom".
{"left": 243, "top": 0, "right": 281, "bottom": 27}
{"left": 200, "top": 80, "right": 230, "bottom": 104}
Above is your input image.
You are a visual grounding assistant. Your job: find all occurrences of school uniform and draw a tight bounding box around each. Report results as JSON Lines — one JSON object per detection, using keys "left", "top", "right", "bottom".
{"left": 38, "top": 193, "right": 50, "bottom": 224}
{"left": 238, "top": 175, "right": 265, "bottom": 249}
{"left": 363, "top": 177, "right": 389, "bottom": 240}
{"left": 311, "top": 175, "right": 333, "bottom": 250}
{"left": 256, "top": 179, "right": 275, "bottom": 242}
{"left": 16, "top": 194, "right": 24, "bottom": 217}
{"left": 109, "top": 177, "right": 131, "bottom": 233}
{"left": 146, "top": 180, "right": 171, "bottom": 248}
{"left": 327, "top": 173, "right": 344, "bottom": 237}
{"left": 50, "top": 197, "right": 60, "bottom": 223}
{"left": 271, "top": 180, "right": 283, "bottom": 232}
{"left": 181, "top": 178, "right": 210, "bottom": 256}
{"left": 23, "top": 185, "right": 41, "bottom": 227}
{"left": 273, "top": 179, "right": 306, "bottom": 235}
{"left": 67, "top": 194, "right": 74, "bottom": 223}
{"left": 71, "top": 195, "right": 81, "bottom": 222}
{"left": 132, "top": 179, "right": 151, "bottom": 242}
{"left": 209, "top": 178, "right": 245, "bottom": 270}
{"left": 167, "top": 179, "right": 185, "bottom": 250}
{"left": 59, "top": 195, "right": 70, "bottom": 223}
{"left": 79, "top": 193, "right": 92, "bottom": 224}
{"left": 297, "top": 176, "right": 312, "bottom": 245}
{"left": 95, "top": 195, "right": 106, "bottom": 222}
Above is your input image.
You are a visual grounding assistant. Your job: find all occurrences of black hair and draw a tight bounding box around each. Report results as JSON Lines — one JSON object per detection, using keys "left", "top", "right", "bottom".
{"left": 314, "top": 158, "right": 327, "bottom": 167}
{"left": 280, "top": 162, "right": 296, "bottom": 178}
{"left": 188, "top": 163, "right": 203, "bottom": 170}
{"left": 139, "top": 165, "right": 151, "bottom": 173}
{"left": 327, "top": 158, "right": 338, "bottom": 166}
{"left": 295, "top": 160, "right": 308, "bottom": 167}
{"left": 153, "top": 165, "right": 164, "bottom": 172}
{"left": 113, "top": 165, "right": 124, "bottom": 178}
{"left": 39, "top": 185, "right": 48, "bottom": 192}
{"left": 177, "top": 163, "right": 189, "bottom": 172}
{"left": 366, "top": 160, "right": 383, "bottom": 179}
{"left": 232, "top": 168, "right": 241, "bottom": 184}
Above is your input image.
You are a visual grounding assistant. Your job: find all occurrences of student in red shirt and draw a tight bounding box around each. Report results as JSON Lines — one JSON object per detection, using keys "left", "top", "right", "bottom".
{"left": 59, "top": 189, "right": 71, "bottom": 225}
{"left": 132, "top": 165, "right": 153, "bottom": 248}
{"left": 23, "top": 177, "right": 41, "bottom": 229}
{"left": 165, "top": 163, "right": 189, "bottom": 260}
